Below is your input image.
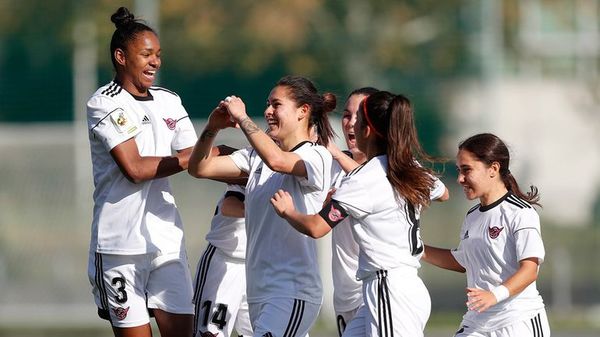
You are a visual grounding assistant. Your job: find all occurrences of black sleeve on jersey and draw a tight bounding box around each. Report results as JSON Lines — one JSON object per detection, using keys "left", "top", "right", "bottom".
{"left": 318, "top": 199, "right": 349, "bottom": 228}
{"left": 224, "top": 191, "right": 245, "bottom": 202}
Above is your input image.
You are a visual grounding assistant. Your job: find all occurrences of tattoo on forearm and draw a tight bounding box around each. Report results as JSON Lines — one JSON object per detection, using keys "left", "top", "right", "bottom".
{"left": 200, "top": 129, "right": 217, "bottom": 142}
{"left": 239, "top": 117, "right": 260, "bottom": 137}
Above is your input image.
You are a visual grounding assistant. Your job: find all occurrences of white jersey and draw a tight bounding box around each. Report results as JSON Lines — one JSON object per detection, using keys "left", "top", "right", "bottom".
{"left": 330, "top": 158, "right": 363, "bottom": 313}
{"left": 330, "top": 156, "right": 446, "bottom": 312}
{"left": 205, "top": 184, "right": 247, "bottom": 260}
{"left": 451, "top": 192, "right": 546, "bottom": 332}
{"left": 230, "top": 141, "right": 333, "bottom": 305}
{"left": 329, "top": 155, "right": 427, "bottom": 280}
{"left": 87, "top": 81, "right": 197, "bottom": 255}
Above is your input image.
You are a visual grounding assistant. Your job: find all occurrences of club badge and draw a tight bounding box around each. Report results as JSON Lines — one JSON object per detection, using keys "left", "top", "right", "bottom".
{"left": 488, "top": 226, "right": 504, "bottom": 239}
{"left": 328, "top": 204, "right": 344, "bottom": 222}
{"left": 163, "top": 118, "right": 177, "bottom": 130}
{"left": 112, "top": 306, "right": 130, "bottom": 320}
{"left": 110, "top": 109, "right": 137, "bottom": 134}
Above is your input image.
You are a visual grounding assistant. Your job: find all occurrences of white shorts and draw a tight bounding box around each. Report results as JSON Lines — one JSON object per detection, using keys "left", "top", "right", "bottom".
{"left": 454, "top": 309, "right": 550, "bottom": 337}
{"left": 193, "top": 243, "right": 252, "bottom": 337}
{"left": 336, "top": 305, "right": 361, "bottom": 337}
{"left": 343, "top": 268, "right": 430, "bottom": 337}
{"left": 249, "top": 298, "right": 321, "bottom": 337}
{"left": 88, "top": 251, "right": 194, "bottom": 328}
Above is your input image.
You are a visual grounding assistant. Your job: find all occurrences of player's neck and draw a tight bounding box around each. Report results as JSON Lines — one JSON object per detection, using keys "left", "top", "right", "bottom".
{"left": 480, "top": 185, "right": 509, "bottom": 206}
{"left": 353, "top": 151, "right": 367, "bottom": 165}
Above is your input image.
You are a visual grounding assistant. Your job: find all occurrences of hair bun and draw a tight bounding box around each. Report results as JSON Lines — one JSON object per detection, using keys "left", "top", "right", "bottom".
{"left": 321, "top": 92, "right": 337, "bottom": 114}
{"left": 111, "top": 7, "right": 135, "bottom": 29}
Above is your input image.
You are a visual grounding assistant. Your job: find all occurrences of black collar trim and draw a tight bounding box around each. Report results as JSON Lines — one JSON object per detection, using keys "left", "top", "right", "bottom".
{"left": 290, "top": 140, "right": 312, "bottom": 152}
{"left": 131, "top": 91, "right": 154, "bottom": 101}
{"left": 479, "top": 191, "right": 511, "bottom": 212}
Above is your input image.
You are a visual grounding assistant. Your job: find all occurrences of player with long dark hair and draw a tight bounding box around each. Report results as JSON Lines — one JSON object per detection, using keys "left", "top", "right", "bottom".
{"left": 422, "top": 133, "right": 550, "bottom": 337}
{"left": 271, "top": 90, "right": 438, "bottom": 337}
{"left": 326, "top": 88, "right": 449, "bottom": 336}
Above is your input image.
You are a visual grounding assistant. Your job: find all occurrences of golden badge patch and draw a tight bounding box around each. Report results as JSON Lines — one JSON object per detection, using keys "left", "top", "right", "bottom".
{"left": 110, "top": 109, "right": 138, "bottom": 134}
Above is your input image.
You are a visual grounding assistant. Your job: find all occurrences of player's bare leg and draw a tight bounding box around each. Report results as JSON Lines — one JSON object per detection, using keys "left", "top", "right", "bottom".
{"left": 153, "top": 309, "right": 194, "bottom": 337}
{"left": 112, "top": 323, "right": 153, "bottom": 337}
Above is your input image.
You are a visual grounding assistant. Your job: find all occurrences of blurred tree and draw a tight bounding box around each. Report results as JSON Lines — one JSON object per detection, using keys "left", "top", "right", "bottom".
{"left": 0, "top": 0, "right": 75, "bottom": 122}
{"left": 0, "top": 0, "right": 468, "bottom": 154}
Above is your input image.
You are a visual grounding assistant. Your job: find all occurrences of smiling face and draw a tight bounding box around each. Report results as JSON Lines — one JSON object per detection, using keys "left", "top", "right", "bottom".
{"left": 456, "top": 149, "right": 499, "bottom": 201}
{"left": 264, "top": 85, "right": 307, "bottom": 146}
{"left": 115, "top": 31, "right": 161, "bottom": 96}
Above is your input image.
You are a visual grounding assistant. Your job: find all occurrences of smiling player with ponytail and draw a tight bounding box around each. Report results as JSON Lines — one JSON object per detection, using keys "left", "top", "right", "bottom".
{"left": 422, "top": 133, "right": 550, "bottom": 337}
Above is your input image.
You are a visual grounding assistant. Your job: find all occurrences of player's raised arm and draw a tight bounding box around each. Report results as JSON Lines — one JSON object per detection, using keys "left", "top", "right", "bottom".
{"left": 188, "top": 103, "right": 244, "bottom": 179}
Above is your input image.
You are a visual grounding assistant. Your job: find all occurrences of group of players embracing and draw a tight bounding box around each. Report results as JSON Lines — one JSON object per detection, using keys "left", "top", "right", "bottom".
{"left": 86, "top": 6, "right": 550, "bottom": 337}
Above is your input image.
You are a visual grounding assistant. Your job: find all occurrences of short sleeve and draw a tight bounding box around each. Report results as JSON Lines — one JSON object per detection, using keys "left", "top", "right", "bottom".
{"left": 296, "top": 146, "right": 331, "bottom": 192}
{"left": 512, "top": 209, "right": 545, "bottom": 264}
{"left": 224, "top": 184, "right": 246, "bottom": 202}
{"left": 87, "top": 95, "right": 141, "bottom": 151}
{"left": 226, "top": 184, "right": 245, "bottom": 194}
{"left": 332, "top": 175, "right": 372, "bottom": 219}
{"left": 230, "top": 147, "right": 252, "bottom": 174}
{"left": 450, "top": 219, "right": 468, "bottom": 268}
{"left": 450, "top": 245, "right": 466, "bottom": 268}
{"left": 430, "top": 176, "right": 446, "bottom": 200}
{"left": 172, "top": 116, "right": 197, "bottom": 150}
{"left": 330, "top": 161, "right": 345, "bottom": 189}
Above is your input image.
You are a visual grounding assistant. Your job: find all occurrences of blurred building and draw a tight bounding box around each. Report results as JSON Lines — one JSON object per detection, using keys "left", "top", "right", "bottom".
{"left": 447, "top": 0, "right": 600, "bottom": 225}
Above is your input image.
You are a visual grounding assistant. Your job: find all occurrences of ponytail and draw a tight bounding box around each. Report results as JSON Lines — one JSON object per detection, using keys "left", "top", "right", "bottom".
{"left": 362, "top": 91, "right": 436, "bottom": 208}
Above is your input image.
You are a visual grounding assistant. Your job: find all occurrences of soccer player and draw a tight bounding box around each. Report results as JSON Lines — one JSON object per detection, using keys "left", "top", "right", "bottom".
{"left": 271, "top": 91, "right": 439, "bottom": 337}
{"left": 193, "top": 183, "right": 252, "bottom": 337}
{"left": 422, "top": 133, "right": 550, "bottom": 337}
{"left": 326, "top": 88, "right": 449, "bottom": 336}
{"left": 86, "top": 7, "right": 196, "bottom": 337}
{"left": 188, "top": 76, "right": 336, "bottom": 337}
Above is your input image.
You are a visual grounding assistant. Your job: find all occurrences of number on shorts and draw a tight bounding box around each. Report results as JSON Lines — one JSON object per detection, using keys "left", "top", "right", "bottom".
{"left": 111, "top": 277, "right": 128, "bottom": 303}
{"left": 201, "top": 300, "right": 229, "bottom": 330}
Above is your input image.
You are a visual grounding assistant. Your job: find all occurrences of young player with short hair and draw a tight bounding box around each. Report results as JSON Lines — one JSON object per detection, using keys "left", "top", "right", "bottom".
{"left": 271, "top": 90, "right": 439, "bottom": 337}
{"left": 86, "top": 6, "right": 196, "bottom": 337}
{"left": 422, "top": 133, "right": 550, "bottom": 337}
{"left": 188, "top": 76, "right": 336, "bottom": 337}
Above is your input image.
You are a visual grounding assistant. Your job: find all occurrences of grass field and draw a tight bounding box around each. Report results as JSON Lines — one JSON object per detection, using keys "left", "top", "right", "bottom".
{"left": 1, "top": 311, "right": 598, "bottom": 337}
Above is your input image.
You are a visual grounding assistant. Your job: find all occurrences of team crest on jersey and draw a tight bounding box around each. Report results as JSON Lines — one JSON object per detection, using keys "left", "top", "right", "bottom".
{"left": 112, "top": 306, "right": 130, "bottom": 320}
{"left": 328, "top": 204, "right": 344, "bottom": 222}
{"left": 116, "top": 113, "right": 127, "bottom": 126}
{"left": 110, "top": 109, "right": 137, "bottom": 134}
{"left": 200, "top": 331, "right": 218, "bottom": 337}
{"left": 488, "top": 226, "right": 504, "bottom": 239}
{"left": 163, "top": 118, "right": 177, "bottom": 130}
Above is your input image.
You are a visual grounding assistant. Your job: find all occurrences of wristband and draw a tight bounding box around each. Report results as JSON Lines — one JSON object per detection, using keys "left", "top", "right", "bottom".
{"left": 491, "top": 285, "right": 510, "bottom": 303}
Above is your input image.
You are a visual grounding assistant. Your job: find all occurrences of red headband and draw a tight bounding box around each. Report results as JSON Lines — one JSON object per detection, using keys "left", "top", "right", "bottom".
{"left": 362, "top": 96, "right": 384, "bottom": 139}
